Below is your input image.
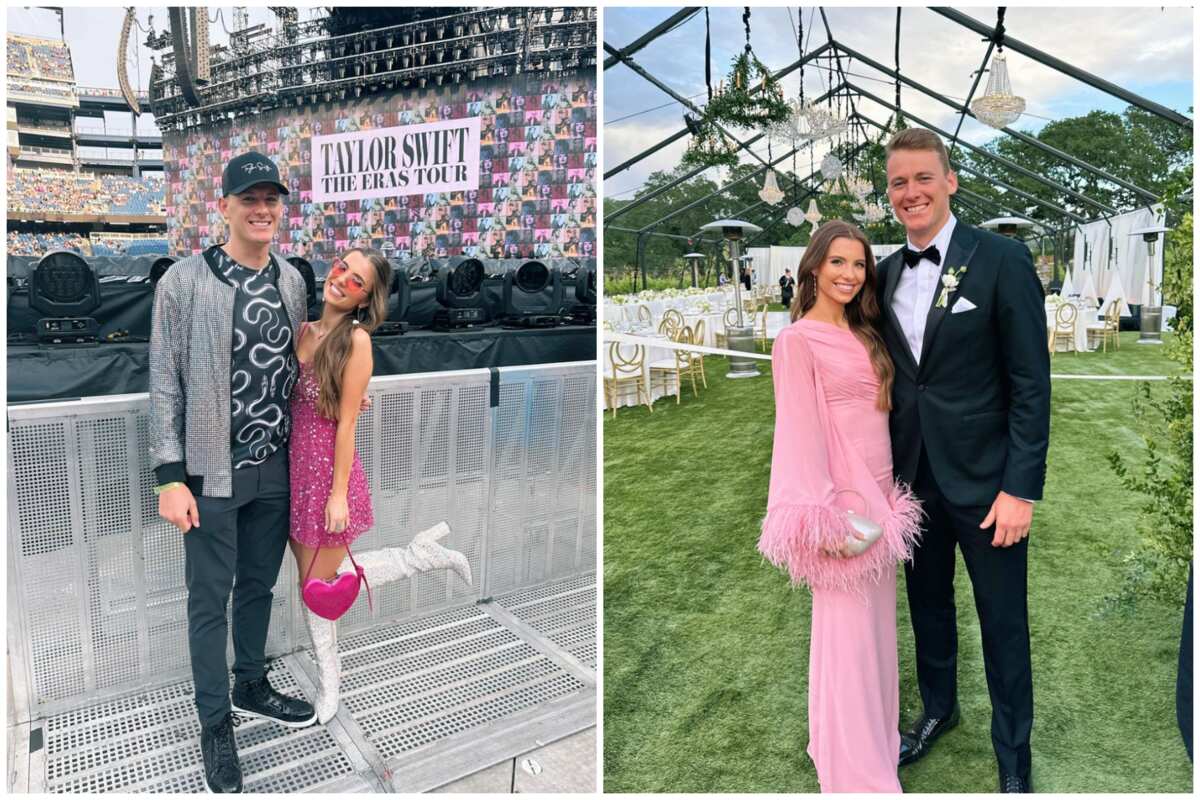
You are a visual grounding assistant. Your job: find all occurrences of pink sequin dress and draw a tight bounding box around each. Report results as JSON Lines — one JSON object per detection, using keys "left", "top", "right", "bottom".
{"left": 288, "top": 334, "right": 374, "bottom": 548}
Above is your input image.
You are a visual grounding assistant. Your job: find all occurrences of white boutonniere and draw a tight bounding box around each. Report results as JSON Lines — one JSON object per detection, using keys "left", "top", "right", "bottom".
{"left": 935, "top": 266, "right": 968, "bottom": 309}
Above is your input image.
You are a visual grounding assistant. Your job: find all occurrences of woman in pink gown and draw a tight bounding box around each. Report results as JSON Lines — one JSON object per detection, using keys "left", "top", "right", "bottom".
{"left": 758, "top": 221, "right": 923, "bottom": 792}
{"left": 289, "top": 248, "right": 471, "bottom": 724}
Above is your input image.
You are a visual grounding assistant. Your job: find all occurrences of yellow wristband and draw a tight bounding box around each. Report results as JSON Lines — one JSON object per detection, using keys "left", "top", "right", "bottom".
{"left": 154, "top": 481, "right": 186, "bottom": 495}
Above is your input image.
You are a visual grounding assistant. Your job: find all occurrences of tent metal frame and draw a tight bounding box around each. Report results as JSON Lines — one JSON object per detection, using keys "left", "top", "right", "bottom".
{"left": 602, "top": 6, "right": 1188, "bottom": 279}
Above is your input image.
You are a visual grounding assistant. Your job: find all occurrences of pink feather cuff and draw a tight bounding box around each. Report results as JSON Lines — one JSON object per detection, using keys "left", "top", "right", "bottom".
{"left": 757, "top": 483, "right": 923, "bottom": 593}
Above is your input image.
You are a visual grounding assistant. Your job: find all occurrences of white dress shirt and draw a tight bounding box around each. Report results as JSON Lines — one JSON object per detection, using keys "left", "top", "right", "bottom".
{"left": 892, "top": 214, "right": 957, "bottom": 365}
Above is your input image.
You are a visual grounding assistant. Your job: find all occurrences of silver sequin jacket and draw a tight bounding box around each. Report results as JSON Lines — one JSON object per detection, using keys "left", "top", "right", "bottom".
{"left": 149, "top": 248, "right": 307, "bottom": 497}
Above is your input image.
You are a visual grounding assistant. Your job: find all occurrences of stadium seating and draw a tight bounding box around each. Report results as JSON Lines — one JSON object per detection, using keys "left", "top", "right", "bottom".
{"left": 6, "top": 231, "right": 92, "bottom": 256}
{"left": 8, "top": 169, "right": 165, "bottom": 216}
{"left": 7, "top": 35, "right": 73, "bottom": 82}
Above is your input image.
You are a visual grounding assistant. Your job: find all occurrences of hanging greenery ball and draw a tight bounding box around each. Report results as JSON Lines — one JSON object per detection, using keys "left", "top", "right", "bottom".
{"left": 681, "top": 119, "right": 742, "bottom": 169}
{"left": 703, "top": 52, "right": 791, "bottom": 129}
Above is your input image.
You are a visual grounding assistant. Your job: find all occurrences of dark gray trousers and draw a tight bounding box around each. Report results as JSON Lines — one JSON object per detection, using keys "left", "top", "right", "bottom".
{"left": 184, "top": 447, "right": 290, "bottom": 727}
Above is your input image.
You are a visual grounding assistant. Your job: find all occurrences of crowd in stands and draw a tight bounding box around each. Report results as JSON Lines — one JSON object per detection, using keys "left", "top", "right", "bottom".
{"left": 18, "top": 116, "right": 71, "bottom": 133}
{"left": 8, "top": 169, "right": 165, "bottom": 216}
{"left": 76, "top": 85, "right": 148, "bottom": 101}
{"left": 7, "top": 35, "right": 73, "bottom": 82}
{"left": 7, "top": 231, "right": 92, "bottom": 256}
{"left": 7, "top": 231, "right": 169, "bottom": 258}
{"left": 9, "top": 80, "right": 75, "bottom": 99}
{"left": 90, "top": 233, "right": 169, "bottom": 256}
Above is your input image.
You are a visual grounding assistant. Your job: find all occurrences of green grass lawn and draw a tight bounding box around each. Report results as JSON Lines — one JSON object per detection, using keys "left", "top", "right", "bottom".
{"left": 603, "top": 332, "right": 1191, "bottom": 793}
{"left": 1047, "top": 332, "right": 1186, "bottom": 375}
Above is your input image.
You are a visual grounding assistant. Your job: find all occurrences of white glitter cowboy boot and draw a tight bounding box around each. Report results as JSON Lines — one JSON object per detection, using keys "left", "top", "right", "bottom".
{"left": 339, "top": 522, "right": 473, "bottom": 587}
{"left": 302, "top": 606, "right": 340, "bottom": 724}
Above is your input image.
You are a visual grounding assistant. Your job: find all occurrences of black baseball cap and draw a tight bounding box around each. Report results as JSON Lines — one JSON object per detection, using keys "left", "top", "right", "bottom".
{"left": 222, "top": 151, "right": 289, "bottom": 197}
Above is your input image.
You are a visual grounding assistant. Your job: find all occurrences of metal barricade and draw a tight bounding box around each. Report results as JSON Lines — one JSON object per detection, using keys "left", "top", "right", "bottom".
{"left": 7, "top": 361, "right": 596, "bottom": 721}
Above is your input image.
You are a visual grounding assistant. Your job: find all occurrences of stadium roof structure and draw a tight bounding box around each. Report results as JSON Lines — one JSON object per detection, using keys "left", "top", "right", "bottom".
{"left": 604, "top": 7, "right": 1192, "bottom": 270}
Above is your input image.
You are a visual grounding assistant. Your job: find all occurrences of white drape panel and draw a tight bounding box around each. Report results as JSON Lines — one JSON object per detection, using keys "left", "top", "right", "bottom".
{"left": 1071, "top": 206, "right": 1165, "bottom": 306}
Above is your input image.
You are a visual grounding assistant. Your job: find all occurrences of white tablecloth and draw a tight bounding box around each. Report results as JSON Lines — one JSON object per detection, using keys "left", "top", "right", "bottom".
{"left": 604, "top": 290, "right": 737, "bottom": 330}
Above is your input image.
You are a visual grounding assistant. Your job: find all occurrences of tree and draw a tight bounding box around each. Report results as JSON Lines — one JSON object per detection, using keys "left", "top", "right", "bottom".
{"left": 957, "top": 106, "right": 1193, "bottom": 224}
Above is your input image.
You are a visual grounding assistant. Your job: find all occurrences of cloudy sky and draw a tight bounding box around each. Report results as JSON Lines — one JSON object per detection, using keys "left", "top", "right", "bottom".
{"left": 604, "top": 6, "right": 1194, "bottom": 200}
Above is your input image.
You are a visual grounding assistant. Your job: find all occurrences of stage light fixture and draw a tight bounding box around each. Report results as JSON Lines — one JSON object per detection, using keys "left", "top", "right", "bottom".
{"left": 432, "top": 255, "right": 491, "bottom": 330}
{"left": 29, "top": 250, "right": 102, "bottom": 344}
{"left": 501, "top": 259, "right": 565, "bottom": 328}
{"left": 149, "top": 255, "right": 177, "bottom": 285}
{"left": 564, "top": 263, "right": 596, "bottom": 325}
{"left": 376, "top": 261, "right": 411, "bottom": 336}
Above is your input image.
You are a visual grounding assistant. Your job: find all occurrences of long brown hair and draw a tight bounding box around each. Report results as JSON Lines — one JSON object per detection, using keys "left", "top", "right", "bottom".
{"left": 791, "top": 220, "right": 894, "bottom": 411}
{"left": 312, "top": 247, "right": 391, "bottom": 419}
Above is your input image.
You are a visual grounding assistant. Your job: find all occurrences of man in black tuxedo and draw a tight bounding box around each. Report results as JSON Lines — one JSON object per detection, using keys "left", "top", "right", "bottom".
{"left": 779, "top": 268, "right": 796, "bottom": 308}
{"left": 876, "top": 128, "right": 1050, "bottom": 793}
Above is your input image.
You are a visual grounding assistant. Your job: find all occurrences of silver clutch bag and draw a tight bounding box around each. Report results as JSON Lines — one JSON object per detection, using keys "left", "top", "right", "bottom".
{"left": 835, "top": 489, "right": 884, "bottom": 557}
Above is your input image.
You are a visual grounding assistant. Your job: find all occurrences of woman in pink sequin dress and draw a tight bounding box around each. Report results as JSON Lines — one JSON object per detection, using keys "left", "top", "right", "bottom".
{"left": 288, "top": 248, "right": 471, "bottom": 724}
{"left": 758, "top": 221, "right": 922, "bottom": 792}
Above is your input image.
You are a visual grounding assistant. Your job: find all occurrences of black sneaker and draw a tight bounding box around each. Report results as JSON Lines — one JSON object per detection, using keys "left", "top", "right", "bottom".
{"left": 200, "top": 713, "right": 243, "bottom": 793}
{"left": 231, "top": 664, "right": 317, "bottom": 728}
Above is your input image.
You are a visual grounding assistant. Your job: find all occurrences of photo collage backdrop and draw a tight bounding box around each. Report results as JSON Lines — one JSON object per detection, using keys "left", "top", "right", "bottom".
{"left": 162, "top": 73, "right": 597, "bottom": 266}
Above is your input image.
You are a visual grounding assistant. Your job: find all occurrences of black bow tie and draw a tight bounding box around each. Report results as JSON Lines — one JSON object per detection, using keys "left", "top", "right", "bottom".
{"left": 903, "top": 245, "right": 941, "bottom": 269}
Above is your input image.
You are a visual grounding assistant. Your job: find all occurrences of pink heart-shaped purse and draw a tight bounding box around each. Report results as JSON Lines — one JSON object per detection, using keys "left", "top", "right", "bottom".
{"left": 302, "top": 545, "right": 372, "bottom": 621}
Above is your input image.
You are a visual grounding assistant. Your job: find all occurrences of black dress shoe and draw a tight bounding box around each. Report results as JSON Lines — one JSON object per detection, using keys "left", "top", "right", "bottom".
{"left": 898, "top": 704, "right": 960, "bottom": 766}
{"left": 200, "top": 713, "right": 243, "bottom": 793}
{"left": 999, "top": 772, "right": 1031, "bottom": 792}
{"left": 231, "top": 664, "right": 317, "bottom": 728}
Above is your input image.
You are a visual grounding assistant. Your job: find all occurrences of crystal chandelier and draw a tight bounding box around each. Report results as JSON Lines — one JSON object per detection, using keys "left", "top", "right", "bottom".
{"left": 853, "top": 201, "right": 887, "bottom": 224}
{"left": 841, "top": 174, "right": 872, "bottom": 201}
{"left": 766, "top": 99, "right": 848, "bottom": 144}
{"left": 758, "top": 169, "right": 785, "bottom": 205}
{"left": 806, "top": 102, "right": 847, "bottom": 140}
{"left": 786, "top": 206, "right": 806, "bottom": 226}
{"left": 820, "top": 153, "right": 843, "bottom": 182}
{"left": 804, "top": 198, "right": 823, "bottom": 226}
{"left": 970, "top": 52, "right": 1025, "bottom": 129}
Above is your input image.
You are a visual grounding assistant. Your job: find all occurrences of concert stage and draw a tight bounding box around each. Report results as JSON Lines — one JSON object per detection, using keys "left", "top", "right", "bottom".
{"left": 8, "top": 325, "right": 594, "bottom": 403}
{"left": 7, "top": 259, "right": 595, "bottom": 402}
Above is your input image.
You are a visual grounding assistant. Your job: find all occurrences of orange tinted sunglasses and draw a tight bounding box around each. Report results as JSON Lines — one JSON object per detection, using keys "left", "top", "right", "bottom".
{"left": 328, "top": 258, "right": 367, "bottom": 296}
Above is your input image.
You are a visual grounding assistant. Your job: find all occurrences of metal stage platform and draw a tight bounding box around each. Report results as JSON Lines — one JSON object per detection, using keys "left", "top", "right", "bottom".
{"left": 7, "top": 362, "right": 597, "bottom": 793}
{"left": 9, "top": 572, "right": 596, "bottom": 793}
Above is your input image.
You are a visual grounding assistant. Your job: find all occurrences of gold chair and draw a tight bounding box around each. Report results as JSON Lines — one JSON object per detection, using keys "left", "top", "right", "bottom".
{"left": 648, "top": 326, "right": 699, "bottom": 404}
{"left": 715, "top": 306, "right": 739, "bottom": 350}
{"left": 658, "top": 308, "right": 684, "bottom": 338}
{"left": 1097, "top": 299, "right": 1120, "bottom": 352}
{"left": 690, "top": 318, "right": 708, "bottom": 388}
{"left": 604, "top": 342, "right": 652, "bottom": 417}
{"left": 1050, "top": 303, "right": 1078, "bottom": 356}
{"left": 636, "top": 304, "right": 652, "bottom": 328}
{"left": 755, "top": 302, "right": 770, "bottom": 351}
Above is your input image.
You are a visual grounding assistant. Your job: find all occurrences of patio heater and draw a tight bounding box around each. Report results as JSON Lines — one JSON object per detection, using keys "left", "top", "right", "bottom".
{"left": 683, "top": 252, "right": 705, "bottom": 288}
{"left": 1129, "top": 224, "right": 1170, "bottom": 344}
{"left": 701, "top": 219, "right": 762, "bottom": 379}
{"left": 980, "top": 216, "right": 1037, "bottom": 239}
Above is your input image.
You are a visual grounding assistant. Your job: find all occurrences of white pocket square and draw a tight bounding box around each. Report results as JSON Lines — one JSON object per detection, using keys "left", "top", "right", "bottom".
{"left": 951, "top": 297, "right": 977, "bottom": 314}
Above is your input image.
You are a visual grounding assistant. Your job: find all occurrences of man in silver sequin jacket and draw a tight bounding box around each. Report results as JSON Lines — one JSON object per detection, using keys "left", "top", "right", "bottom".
{"left": 149, "top": 151, "right": 315, "bottom": 794}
